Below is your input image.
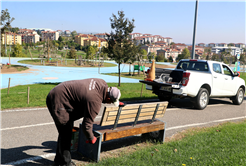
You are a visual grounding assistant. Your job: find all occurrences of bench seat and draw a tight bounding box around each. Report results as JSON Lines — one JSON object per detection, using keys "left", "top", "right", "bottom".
{"left": 77, "top": 101, "right": 168, "bottom": 162}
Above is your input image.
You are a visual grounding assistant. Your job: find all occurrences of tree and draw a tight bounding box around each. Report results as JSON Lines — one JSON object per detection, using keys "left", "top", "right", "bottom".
{"left": 86, "top": 46, "right": 96, "bottom": 62}
{"left": 1, "top": 9, "right": 14, "bottom": 57}
{"left": 68, "top": 46, "right": 76, "bottom": 59}
{"left": 104, "top": 10, "right": 135, "bottom": 86}
{"left": 156, "top": 53, "right": 165, "bottom": 62}
{"left": 58, "top": 36, "right": 64, "bottom": 43}
{"left": 11, "top": 43, "right": 26, "bottom": 57}
{"left": 1, "top": 9, "right": 15, "bottom": 34}
{"left": 168, "top": 56, "right": 173, "bottom": 62}
{"left": 177, "top": 48, "right": 190, "bottom": 61}
{"left": 71, "top": 31, "right": 77, "bottom": 40}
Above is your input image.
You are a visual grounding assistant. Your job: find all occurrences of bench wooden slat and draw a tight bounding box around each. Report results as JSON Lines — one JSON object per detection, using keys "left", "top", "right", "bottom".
{"left": 102, "top": 114, "right": 165, "bottom": 126}
{"left": 107, "top": 103, "right": 167, "bottom": 116}
{"left": 103, "top": 121, "right": 165, "bottom": 142}
{"left": 100, "top": 102, "right": 168, "bottom": 126}
{"left": 106, "top": 110, "right": 164, "bottom": 121}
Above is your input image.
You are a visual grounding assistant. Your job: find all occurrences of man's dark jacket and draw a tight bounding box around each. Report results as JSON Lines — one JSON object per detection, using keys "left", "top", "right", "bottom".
{"left": 47, "top": 78, "right": 108, "bottom": 140}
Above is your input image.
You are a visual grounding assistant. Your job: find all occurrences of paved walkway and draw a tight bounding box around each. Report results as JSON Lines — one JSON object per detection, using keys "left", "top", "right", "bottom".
{"left": 1, "top": 58, "right": 173, "bottom": 89}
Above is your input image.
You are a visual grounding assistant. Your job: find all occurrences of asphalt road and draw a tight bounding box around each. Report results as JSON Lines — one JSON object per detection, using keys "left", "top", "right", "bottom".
{"left": 1, "top": 97, "right": 246, "bottom": 166}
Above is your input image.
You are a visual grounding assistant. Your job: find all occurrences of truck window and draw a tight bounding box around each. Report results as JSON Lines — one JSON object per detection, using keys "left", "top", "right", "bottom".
{"left": 222, "top": 65, "right": 233, "bottom": 76}
{"left": 177, "top": 61, "right": 208, "bottom": 71}
{"left": 213, "top": 63, "right": 222, "bottom": 74}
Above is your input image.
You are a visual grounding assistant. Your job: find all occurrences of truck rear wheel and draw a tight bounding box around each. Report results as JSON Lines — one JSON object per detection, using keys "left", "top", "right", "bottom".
{"left": 232, "top": 88, "right": 244, "bottom": 105}
{"left": 194, "top": 88, "right": 209, "bottom": 110}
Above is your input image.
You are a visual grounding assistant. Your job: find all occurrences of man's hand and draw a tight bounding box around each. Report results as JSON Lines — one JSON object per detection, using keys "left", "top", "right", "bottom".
{"left": 85, "top": 136, "right": 97, "bottom": 144}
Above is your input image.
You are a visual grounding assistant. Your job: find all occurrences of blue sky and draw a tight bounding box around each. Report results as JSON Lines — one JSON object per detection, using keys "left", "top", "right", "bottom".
{"left": 1, "top": 0, "right": 245, "bottom": 44}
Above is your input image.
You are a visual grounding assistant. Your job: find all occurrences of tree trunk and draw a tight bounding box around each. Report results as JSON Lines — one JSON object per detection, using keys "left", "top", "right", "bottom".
{"left": 138, "top": 61, "right": 140, "bottom": 75}
{"left": 129, "top": 63, "right": 131, "bottom": 75}
{"left": 118, "top": 63, "right": 121, "bottom": 86}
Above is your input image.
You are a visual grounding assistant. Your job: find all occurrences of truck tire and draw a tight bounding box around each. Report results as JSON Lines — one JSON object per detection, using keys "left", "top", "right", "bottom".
{"left": 232, "top": 88, "right": 244, "bottom": 105}
{"left": 158, "top": 94, "right": 172, "bottom": 101}
{"left": 194, "top": 88, "right": 209, "bottom": 110}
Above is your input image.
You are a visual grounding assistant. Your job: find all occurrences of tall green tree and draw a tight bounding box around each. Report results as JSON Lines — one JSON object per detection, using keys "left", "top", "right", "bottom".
{"left": 1, "top": 9, "right": 15, "bottom": 34}
{"left": 71, "top": 31, "right": 77, "bottom": 40}
{"left": 11, "top": 43, "right": 26, "bottom": 57}
{"left": 104, "top": 10, "right": 135, "bottom": 86}
{"left": 1, "top": 9, "right": 14, "bottom": 58}
{"left": 177, "top": 48, "right": 190, "bottom": 61}
{"left": 86, "top": 45, "right": 96, "bottom": 63}
{"left": 68, "top": 46, "right": 76, "bottom": 59}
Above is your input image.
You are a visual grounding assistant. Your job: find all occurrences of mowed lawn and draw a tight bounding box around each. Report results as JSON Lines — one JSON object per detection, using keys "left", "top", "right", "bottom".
{"left": 88, "top": 120, "right": 246, "bottom": 166}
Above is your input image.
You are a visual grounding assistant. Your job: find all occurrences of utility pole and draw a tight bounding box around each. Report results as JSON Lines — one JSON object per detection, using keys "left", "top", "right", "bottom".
{"left": 191, "top": 0, "right": 199, "bottom": 59}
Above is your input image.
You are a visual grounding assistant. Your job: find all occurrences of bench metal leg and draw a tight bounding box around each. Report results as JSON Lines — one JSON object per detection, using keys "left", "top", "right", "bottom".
{"left": 141, "top": 121, "right": 166, "bottom": 143}
{"left": 77, "top": 124, "right": 102, "bottom": 162}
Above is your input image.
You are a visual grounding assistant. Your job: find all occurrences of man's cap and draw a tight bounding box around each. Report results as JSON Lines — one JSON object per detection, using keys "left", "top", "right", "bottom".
{"left": 109, "top": 87, "right": 121, "bottom": 106}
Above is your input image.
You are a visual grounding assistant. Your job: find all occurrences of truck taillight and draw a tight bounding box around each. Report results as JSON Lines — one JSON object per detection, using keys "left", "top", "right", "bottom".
{"left": 182, "top": 72, "right": 190, "bottom": 86}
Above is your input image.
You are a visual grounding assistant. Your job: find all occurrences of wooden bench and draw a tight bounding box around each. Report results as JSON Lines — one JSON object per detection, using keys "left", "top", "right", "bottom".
{"left": 77, "top": 101, "right": 168, "bottom": 162}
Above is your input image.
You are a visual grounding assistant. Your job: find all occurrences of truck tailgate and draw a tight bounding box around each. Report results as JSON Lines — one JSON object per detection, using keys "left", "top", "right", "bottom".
{"left": 139, "top": 80, "right": 182, "bottom": 89}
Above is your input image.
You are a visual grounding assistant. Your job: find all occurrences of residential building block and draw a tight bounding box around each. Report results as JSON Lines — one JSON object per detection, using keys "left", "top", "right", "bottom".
{"left": 1, "top": 32, "right": 22, "bottom": 45}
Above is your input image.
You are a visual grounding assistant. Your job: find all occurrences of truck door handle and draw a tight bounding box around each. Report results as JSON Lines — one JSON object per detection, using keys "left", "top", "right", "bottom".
{"left": 214, "top": 76, "right": 217, "bottom": 78}
{"left": 225, "top": 78, "right": 228, "bottom": 80}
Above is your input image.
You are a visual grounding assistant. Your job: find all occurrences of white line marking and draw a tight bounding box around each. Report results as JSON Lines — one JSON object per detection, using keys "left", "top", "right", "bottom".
{"left": 2, "top": 107, "right": 47, "bottom": 113}
{"left": 166, "top": 116, "right": 246, "bottom": 131}
{"left": 2, "top": 116, "right": 246, "bottom": 165}
{"left": 1, "top": 122, "right": 54, "bottom": 131}
{"left": 3, "top": 153, "right": 56, "bottom": 166}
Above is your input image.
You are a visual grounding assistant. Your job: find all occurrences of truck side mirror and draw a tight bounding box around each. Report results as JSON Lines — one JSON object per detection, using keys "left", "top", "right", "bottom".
{"left": 234, "top": 72, "right": 239, "bottom": 77}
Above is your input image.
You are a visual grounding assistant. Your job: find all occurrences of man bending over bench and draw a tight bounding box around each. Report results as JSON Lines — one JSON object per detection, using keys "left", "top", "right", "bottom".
{"left": 46, "top": 78, "right": 121, "bottom": 166}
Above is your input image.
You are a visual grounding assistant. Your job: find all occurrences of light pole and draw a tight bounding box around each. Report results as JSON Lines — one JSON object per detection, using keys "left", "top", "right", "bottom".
{"left": 191, "top": 0, "right": 199, "bottom": 59}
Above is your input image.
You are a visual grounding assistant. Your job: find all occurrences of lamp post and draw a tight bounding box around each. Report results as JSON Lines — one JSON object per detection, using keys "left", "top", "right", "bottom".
{"left": 191, "top": 0, "right": 199, "bottom": 59}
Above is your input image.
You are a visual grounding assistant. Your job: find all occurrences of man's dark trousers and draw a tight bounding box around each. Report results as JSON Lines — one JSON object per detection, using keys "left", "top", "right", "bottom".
{"left": 46, "top": 95, "right": 74, "bottom": 166}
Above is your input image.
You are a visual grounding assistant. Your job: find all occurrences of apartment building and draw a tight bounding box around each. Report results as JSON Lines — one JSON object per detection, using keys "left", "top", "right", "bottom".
{"left": 198, "top": 43, "right": 206, "bottom": 47}
{"left": 41, "top": 31, "right": 59, "bottom": 41}
{"left": 18, "top": 29, "right": 40, "bottom": 44}
{"left": 157, "top": 48, "right": 181, "bottom": 61}
{"left": 235, "top": 43, "right": 245, "bottom": 48}
{"left": 57, "top": 30, "right": 63, "bottom": 35}
{"left": 208, "top": 43, "right": 217, "bottom": 47}
{"left": 64, "top": 30, "right": 71, "bottom": 36}
{"left": 218, "top": 43, "right": 227, "bottom": 47}
{"left": 1, "top": 32, "right": 22, "bottom": 45}
{"left": 211, "top": 46, "right": 243, "bottom": 56}
{"left": 94, "top": 33, "right": 109, "bottom": 39}
{"left": 74, "top": 34, "right": 94, "bottom": 46}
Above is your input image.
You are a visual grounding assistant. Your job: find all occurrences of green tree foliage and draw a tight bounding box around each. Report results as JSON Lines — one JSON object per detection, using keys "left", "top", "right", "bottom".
{"left": 103, "top": 10, "right": 135, "bottom": 86}
{"left": 10, "top": 27, "right": 19, "bottom": 33}
{"left": 177, "top": 48, "right": 190, "bottom": 61}
{"left": 58, "top": 36, "right": 64, "bottom": 43}
{"left": 228, "top": 43, "right": 234, "bottom": 47}
{"left": 86, "top": 46, "right": 95, "bottom": 60}
{"left": 11, "top": 43, "right": 26, "bottom": 57}
{"left": 68, "top": 46, "right": 76, "bottom": 59}
{"left": 168, "top": 56, "right": 173, "bottom": 62}
{"left": 1, "top": 45, "right": 7, "bottom": 57}
{"left": 71, "top": 31, "right": 77, "bottom": 40}
{"left": 211, "top": 54, "right": 219, "bottom": 61}
{"left": 156, "top": 53, "right": 165, "bottom": 62}
{"left": 1, "top": 9, "right": 15, "bottom": 33}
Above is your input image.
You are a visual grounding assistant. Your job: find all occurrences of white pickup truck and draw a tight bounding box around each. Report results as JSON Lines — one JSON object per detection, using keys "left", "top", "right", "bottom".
{"left": 139, "top": 59, "right": 245, "bottom": 110}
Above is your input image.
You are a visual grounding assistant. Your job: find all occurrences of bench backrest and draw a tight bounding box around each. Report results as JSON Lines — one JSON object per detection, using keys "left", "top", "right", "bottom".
{"left": 100, "top": 101, "right": 168, "bottom": 128}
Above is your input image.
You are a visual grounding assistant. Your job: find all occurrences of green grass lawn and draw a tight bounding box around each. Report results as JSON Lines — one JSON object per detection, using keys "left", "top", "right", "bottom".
{"left": 1, "top": 83, "right": 157, "bottom": 110}
{"left": 88, "top": 120, "right": 246, "bottom": 166}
